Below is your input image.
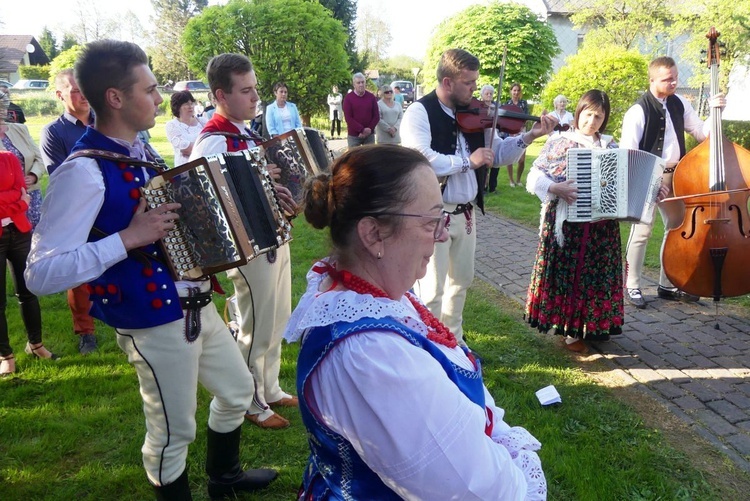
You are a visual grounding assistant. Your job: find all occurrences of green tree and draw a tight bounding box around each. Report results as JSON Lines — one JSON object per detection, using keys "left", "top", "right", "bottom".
{"left": 571, "top": 0, "right": 672, "bottom": 51}
{"left": 183, "top": 0, "right": 350, "bottom": 120}
{"left": 149, "top": 0, "right": 208, "bottom": 85}
{"left": 48, "top": 45, "right": 84, "bottom": 84}
{"left": 38, "top": 27, "right": 59, "bottom": 60}
{"left": 356, "top": 6, "right": 392, "bottom": 65}
{"left": 60, "top": 34, "right": 79, "bottom": 51}
{"left": 423, "top": 2, "right": 558, "bottom": 100}
{"left": 19, "top": 65, "right": 51, "bottom": 80}
{"left": 318, "top": 0, "right": 362, "bottom": 72}
{"left": 671, "top": 0, "right": 750, "bottom": 89}
{"left": 541, "top": 43, "right": 648, "bottom": 136}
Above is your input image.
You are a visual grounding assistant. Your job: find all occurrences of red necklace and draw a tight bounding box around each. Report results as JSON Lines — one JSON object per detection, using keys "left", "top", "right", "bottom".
{"left": 334, "top": 268, "right": 458, "bottom": 349}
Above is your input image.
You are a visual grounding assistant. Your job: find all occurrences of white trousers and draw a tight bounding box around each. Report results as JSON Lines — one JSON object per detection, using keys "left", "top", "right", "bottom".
{"left": 116, "top": 305, "right": 252, "bottom": 486}
{"left": 227, "top": 244, "right": 292, "bottom": 411}
{"left": 415, "top": 205, "right": 476, "bottom": 344}
{"left": 625, "top": 172, "right": 682, "bottom": 289}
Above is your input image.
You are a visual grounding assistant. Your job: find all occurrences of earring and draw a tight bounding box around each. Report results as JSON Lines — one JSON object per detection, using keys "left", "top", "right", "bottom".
{"left": 377, "top": 251, "right": 382, "bottom": 260}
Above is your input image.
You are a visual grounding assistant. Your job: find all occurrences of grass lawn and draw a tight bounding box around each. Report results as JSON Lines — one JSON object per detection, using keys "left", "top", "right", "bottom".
{"left": 1, "top": 113, "right": 749, "bottom": 499}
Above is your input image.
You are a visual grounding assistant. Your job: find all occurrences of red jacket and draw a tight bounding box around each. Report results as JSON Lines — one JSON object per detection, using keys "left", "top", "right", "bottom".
{"left": 0, "top": 151, "right": 31, "bottom": 236}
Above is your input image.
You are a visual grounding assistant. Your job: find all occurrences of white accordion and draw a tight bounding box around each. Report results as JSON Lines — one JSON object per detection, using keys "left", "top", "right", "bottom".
{"left": 566, "top": 148, "right": 665, "bottom": 224}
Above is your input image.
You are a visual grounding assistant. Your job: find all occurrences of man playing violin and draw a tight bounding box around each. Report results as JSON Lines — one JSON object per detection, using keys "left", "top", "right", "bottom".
{"left": 401, "top": 48, "right": 556, "bottom": 345}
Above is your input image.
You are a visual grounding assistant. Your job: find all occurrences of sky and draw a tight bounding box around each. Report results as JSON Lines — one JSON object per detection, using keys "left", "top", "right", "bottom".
{"left": 0, "top": 0, "right": 501, "bottom": 61}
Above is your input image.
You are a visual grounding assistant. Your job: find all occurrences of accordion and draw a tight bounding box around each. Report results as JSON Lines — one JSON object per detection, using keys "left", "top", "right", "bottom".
{"left": 566, "top": 148, "right": 665, "bottom": 224}
{"left": 262, "top": 128, "right": 333, "bottom": 212}
{"left": 141, "top": 149, "right": 293, "bottom": 280}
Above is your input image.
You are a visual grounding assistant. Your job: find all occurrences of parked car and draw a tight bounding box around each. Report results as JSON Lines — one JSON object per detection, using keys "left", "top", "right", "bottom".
{"left": 390, "top": 80, "right": 415, "bottom": 104}
{"left": 0, "top": 80, "right": 12, "bottom": 89}
{"left": 12, "top": 79, "right": 49, "bottom": 89}
{"left": 173, "top": 80, "right": 209, "bottom": 92}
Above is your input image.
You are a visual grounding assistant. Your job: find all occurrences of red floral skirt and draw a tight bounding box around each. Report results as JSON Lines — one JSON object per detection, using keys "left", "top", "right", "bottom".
{"left": 525, "top": 200, "right": 624, "bottom": 339}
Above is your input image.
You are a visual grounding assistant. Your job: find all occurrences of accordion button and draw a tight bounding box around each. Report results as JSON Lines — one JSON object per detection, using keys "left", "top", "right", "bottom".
{"left": 152, "top": 299, "right": 163, "bottom": 309}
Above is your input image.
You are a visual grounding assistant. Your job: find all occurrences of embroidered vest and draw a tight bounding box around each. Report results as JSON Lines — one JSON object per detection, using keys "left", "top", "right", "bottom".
{"left": 636, "top": 90, "right": 686, "bottom": 159}
{"left": 297, "top": 316, "right": 487, "bottom": 500}
{"left": 419, "top": 91, "right": 486, "bottom": 213}
{"left": 73, "top": 128, "right": 183, "bottom": 329}
{"left": 199, "top": 114, "right": 263, "bottom": 152}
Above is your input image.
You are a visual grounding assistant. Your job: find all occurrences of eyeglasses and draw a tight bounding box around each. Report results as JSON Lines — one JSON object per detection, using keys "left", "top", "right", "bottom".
{"left": 363, "top": 211, "right": 449, "bottom": 240}
{"left": 383, "top": 90, "right": 393, "bottom": 94}
{"left": 554, "top": 123, "right": 571, "bottom": 132}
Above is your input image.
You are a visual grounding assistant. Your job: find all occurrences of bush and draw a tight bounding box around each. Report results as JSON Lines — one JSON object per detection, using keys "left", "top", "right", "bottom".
{"left": 19, "top": 64, "right": 50, "bottom": 80}
{"left": 541, "top": 43, "right": 648, "bottom": 136}
{"left": 13, "top": 94, "right": 61, "bottom": 116}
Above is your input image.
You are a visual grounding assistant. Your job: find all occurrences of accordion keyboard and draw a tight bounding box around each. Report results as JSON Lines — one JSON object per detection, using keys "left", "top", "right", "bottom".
{"left": 567, "top": 149, "right": 593, "bottom": 220}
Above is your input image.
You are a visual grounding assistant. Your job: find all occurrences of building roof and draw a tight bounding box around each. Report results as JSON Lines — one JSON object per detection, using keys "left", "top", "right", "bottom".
{"left": 0, "top": 35, "right": 50, "bottom": 74}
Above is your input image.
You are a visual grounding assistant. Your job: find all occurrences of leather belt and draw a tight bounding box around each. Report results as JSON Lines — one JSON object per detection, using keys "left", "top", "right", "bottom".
{"left": 449, "top": 202, "right": 473, "bottom": 215}
{"left": 179, "top": 291, "right": 213, "bottom": 310}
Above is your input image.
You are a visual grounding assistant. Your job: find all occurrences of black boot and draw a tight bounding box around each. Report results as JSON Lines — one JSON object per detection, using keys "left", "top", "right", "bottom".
{"left": 205, "top": 425, "right": 278, "bottom": 499}
{"left": 153, "top": 469, "right": 192, "bottom": 500}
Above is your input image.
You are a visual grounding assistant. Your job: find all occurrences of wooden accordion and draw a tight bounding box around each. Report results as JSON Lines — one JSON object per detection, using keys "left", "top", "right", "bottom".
{"left": 141, "top": 149, "right": 293, "bottom": 280}
{"left": 262, "top": 128, "right": 333, "bottom": 211}
{"left": 566, "top": 148, "right": 665, "bottom": 224}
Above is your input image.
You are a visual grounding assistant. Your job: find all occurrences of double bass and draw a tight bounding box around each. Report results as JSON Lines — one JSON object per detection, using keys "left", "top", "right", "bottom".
{"left": 662, "top": 28, "right": 750, "bottom": 302}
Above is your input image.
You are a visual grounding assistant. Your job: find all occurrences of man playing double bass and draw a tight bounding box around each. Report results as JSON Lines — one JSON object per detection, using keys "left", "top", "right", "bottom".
{"left": 401, "top": 48, "right": 556, "bottom": 346}
{"left": 621, "top": 56, "right": 725, "bottom": 309}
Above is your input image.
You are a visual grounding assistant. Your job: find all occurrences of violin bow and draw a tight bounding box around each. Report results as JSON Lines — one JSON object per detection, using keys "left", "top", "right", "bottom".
{"left": 488, "top": 46, "right": 507, "bottom": 152}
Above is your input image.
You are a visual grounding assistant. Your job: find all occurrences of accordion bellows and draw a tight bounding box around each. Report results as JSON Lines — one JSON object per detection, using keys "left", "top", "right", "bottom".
{"left": 142, "top": 149, "right": 293, "bottom": 280}
{"left": 566, "top": 148, "right": 665, "bottom": 224}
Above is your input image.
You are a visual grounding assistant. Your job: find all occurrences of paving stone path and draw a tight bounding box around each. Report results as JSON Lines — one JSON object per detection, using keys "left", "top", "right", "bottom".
{"left": 474, "top": 210, "right": 750, "bottom": 472}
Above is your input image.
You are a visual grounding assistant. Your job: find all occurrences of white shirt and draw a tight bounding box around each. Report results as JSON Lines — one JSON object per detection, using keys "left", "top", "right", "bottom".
{"left": 165, "top": 116, "right": 207, "bottom": 166}
{"left": 619, "top": 93, "right": 709, "bottom": 167}
{"left": 26, "top": 134, "right": 207, "bottom": 296}
{"left": 401, "top": 100, "right": 526, "bottom": 205}
{"left": 190, "top": 118, "right": 249, "bottom": 160}
{"left": 284, "top": 261, "right": 547, "bottom": 500}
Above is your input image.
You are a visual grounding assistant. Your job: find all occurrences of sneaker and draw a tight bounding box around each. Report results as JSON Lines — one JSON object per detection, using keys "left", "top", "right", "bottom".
{"left": 657, "top": 286, "right": 699, "bottom": 303}
{"left": 627, "top": 288, "right": 647, "bottom": 309}
{"left": 78, "top": 334, "right": 98, "bottom": 355}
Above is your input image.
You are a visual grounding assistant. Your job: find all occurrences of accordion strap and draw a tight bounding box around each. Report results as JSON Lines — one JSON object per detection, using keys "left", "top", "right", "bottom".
{"left": 196, "top": 130, "right": 262, "bottom": 146}
{"left": 69, "top": 149, "right": 167, "bottom": 172}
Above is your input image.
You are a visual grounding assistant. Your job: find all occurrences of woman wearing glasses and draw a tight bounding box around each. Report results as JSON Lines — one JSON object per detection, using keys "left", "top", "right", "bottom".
{"left": 524, "top": 90, "right": 624, "bottom": 353}
{"left": 286, "top": 145, "right": 546, "bottom": 500}
{"left": 376, "top": 85, "right": 403, "bottom": 144}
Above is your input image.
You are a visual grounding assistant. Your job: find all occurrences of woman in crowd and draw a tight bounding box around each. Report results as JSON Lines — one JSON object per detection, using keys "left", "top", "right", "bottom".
{"left": 165, "top": 90, "right": 206, "bottom": 166}
{"left": 480, "top": 84, "right": 503, "bottom": 193}
{"left": 549, "top": 94, "right": 574, "bottom": 135}
{"left": 0, "top": 93, "right": 45, "bottom": 228}
{"left": 327, "top": 85, "right": 343, "bottom": 138}
{"left": 375, "top": 84, "right": 403, "bottom": 144}
{"left": 503, "top": 82, "right": 529, "bottom": 187}
{"left": 0, "top": 148, "right": 56, "bottom": 375}
{"left": 266, "top": 82, "right": 302, "bottom": 137}
{"left": 285, "top": 145, "right": 546, "bottom": 499}
{"left": 525, "top": 90, "right": 635, "bottom": 352}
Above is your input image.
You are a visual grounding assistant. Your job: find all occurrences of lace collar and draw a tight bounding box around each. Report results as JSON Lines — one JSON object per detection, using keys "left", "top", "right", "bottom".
{"left": 283, "top": 258, "right": 428, "bottom": 342}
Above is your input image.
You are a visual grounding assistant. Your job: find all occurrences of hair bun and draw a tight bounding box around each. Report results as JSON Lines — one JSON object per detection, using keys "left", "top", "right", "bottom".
{"left": 303, "top": 173, "right": 332, "bottom": 229}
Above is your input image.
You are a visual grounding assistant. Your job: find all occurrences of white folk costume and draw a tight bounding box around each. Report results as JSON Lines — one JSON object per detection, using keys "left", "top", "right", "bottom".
{"left": 285, "top": 259, "right": 547, "bottom": 500}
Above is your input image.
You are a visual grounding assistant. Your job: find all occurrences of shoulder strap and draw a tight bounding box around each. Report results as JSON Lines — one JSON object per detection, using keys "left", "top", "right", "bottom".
{"left": 69, "top": 149, "right": 166, "bottom": 172}
{"left": 196, "top": 130, "right": 258, "bottom": 147}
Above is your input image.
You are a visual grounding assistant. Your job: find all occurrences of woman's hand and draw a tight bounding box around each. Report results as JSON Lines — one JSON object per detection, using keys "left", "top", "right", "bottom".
{"left": 550, "top": 179, "right": 578, "bottom": 204}
{"left": 21, "top": 188, "right": 30, "bottom": 206}
{"left": 656, "top": 184, "right": 670, "bottom": 202}
{"left": 25, "top": 174, "right": 38, "bottom": 187}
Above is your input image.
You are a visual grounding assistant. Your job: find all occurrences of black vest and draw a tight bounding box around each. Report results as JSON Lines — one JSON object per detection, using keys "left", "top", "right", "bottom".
{"left": 636, "top": 90, "right": 686, "bottom": 159}
{"left": 419, "top": 91, "right": 486, "bottom": 213}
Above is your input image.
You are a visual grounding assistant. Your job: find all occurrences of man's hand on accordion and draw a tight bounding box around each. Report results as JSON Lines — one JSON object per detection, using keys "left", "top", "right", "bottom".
{"left": 119, "top": 198, "right": 182, "bottom": 251}
{"left": 273, "top": 183, "right": 298, "bottom": 216}
{"left": 550, "top": 179, "right": 578, "bottom": 205}
{"left": 265, "top": 162, "right": 282, "bottom": 181}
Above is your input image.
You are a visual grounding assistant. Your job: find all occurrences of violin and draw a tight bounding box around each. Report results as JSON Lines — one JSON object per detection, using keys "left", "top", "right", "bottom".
{"left": 456, "top": 97, "right": 540, "bottom": 135}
